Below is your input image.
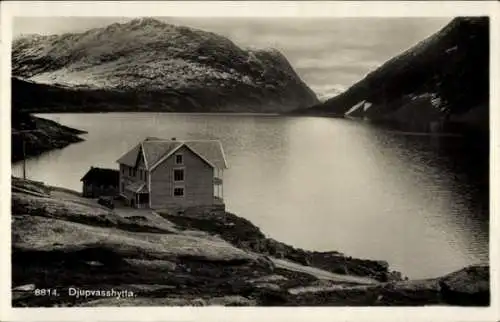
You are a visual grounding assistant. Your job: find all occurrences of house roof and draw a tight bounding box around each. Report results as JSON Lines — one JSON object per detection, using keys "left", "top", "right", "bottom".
{"left": 116, "top": 144, "right": 141, "bottom": 167}
{"left": 80, "top": 167, "right": 119, "bottom": 185}
{"left": 182, "top": 140, "right": 228, "bottom": 170}
{"left": 125, "top": 181, "right": 148, "bottom": 193}
{"left": 117, "top": 137, "right": 228, "bottom": 170}
{"left": 143, "top": 140, "right": 182, "bottom": 169}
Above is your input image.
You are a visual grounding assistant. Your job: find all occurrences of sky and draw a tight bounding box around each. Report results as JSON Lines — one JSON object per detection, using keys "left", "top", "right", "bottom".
{"left": 13, "top": 17, "right": 451, "bottom": 98}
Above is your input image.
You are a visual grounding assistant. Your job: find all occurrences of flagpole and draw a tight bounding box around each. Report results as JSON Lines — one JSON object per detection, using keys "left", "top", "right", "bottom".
{"left": 22, "top": 139, "right": 26, "bottom": 179}
{"left": 13, "top": 129, "right": 41, "bottom": 180}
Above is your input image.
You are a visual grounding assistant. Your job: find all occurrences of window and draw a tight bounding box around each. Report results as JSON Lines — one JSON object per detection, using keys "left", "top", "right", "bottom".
{"left": 173, "top": 187, "right": 184, "bottom": 197}
{"left": 128, "top": 168, "right": 132, "bottom": 176}
{"left": 121, "top": 182, "right": 124, "bottom": 192}
{"left": 174, "top": 169, "right": 184, "bottom": 181}
{"left": 175, "top": 154, "right": 183, "bottom": 165}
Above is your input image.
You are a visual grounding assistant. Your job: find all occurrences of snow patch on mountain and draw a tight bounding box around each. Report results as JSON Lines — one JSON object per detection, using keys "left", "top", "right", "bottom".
{"left": 12, "top": 18, "right": 319, "bottom": 112}
{"left": 29, "top": 56, "right": 251, "bottom": 90}
{"left": 345, "top": 100, "right": 372, "bottom": 116}
{"left": 409, "top": 92, "right": 445, "bottom": 111}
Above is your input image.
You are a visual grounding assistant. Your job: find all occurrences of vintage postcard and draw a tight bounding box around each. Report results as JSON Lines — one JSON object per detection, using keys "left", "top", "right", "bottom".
{"left": 1, "top": 1, "right": 498, "bottom": 321}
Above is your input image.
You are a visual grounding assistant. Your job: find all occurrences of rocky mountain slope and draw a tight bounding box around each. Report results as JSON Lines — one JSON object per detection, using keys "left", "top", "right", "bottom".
{"left": 12, "top": 177, "right": 489, "bottom": 307}
{"left": 291, "top": 17, "right": 489, "bottom": 131}
{"left": 12, "top": 18, "right": 318, "bottom": 113}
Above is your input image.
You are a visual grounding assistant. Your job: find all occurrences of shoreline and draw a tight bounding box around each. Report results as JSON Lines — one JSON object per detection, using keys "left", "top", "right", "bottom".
{"left": 156, "top": 207, "right": 400, "bottom": 283}
{"left": 11, "top": 176, "right": 490, "bottom": 306}
{"left": 7, "top": 173, "right": 401, "bottom": 282}
{"left": 11, "top": 114, "right": 487, "bottom": 283}
{"left": 11, "top": 115, "right": 486, "bottom": 282}
{"left": 11, "top": 113, "right": 87, "bottom": 163}
{"left": 12, "top": 176, "right": 399, "bottom": 283}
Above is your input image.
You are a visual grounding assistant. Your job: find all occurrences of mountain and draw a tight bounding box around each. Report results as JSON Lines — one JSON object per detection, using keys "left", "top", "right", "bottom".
{"left": 291, "top": 17, "right": 489, "bottom": 132}
{"left": 12, "top": 18, "right": 318, "bottom": 113}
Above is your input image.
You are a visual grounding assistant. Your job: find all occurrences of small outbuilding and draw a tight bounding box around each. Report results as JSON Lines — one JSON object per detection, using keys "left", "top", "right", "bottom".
{"left": 80, "top": 167, "right": 119, "bottom": 198}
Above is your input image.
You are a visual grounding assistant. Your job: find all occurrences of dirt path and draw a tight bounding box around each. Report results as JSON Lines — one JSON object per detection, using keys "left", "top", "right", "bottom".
{"left": 271, "top": 257, "right": 379, "bottom": 285}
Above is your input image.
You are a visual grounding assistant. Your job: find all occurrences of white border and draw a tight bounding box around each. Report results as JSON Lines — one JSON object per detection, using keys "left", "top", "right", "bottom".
{"left": 1, "top": 1, "right": 498, "bottom": 322}
{"left": 0, "top": 1, "right": 497, "bottom": 18}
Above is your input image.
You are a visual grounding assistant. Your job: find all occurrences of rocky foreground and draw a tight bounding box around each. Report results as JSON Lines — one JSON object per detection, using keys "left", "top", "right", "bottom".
{"left": 11, "top": 177, "right": 489, "bottom": 307}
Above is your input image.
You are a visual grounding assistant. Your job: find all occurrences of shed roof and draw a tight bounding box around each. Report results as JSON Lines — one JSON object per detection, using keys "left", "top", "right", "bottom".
{"left": 117, "top": 137, "right": 228, "bottom": 170}
{"left": 80, "top": 167, "right": 119, "bottom": 186}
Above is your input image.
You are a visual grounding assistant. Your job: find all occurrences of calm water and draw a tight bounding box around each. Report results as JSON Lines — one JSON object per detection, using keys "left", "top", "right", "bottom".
{"left": 12, "top": 113, "right": 489, "bottom": 279}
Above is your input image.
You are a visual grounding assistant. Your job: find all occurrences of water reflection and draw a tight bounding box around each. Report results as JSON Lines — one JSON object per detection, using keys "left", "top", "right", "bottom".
{"left": 363, "top": 122, "right": 489, "bottom": 267}
{"left": 11, "top": 113, "right": 489, "bottom": 278}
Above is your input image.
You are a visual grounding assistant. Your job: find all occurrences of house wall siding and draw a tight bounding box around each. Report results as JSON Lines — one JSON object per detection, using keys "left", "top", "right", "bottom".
{"left": 82, "top": 182, "right": 117, "bottom": 198}
{"left": 137, "top": 151, "right": 146, "bottom": 169}
{"left": 83, "top": 183, "right": 90, "bottom": 197}
{"left": 119, "top": 164, "right": 130, "bottom": 193}
{"left": 119, "top": 164, "right": 136, "bottom": 202}
{"left": 119, "top": 151, "right": 148, "bottom": 202}
{"left": 150, "top": 145, "right": 214, "bottom": 209}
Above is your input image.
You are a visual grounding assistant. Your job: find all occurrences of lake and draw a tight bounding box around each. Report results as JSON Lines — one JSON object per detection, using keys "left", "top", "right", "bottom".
{"left": 12, "top": 113, "right": 489, "bottom": 279}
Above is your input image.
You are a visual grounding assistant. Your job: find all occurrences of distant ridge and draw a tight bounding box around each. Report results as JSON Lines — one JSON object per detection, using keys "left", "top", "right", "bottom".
{"left": 12, "top": 18, "right": 319, "bottom": 113}
{"left": 290, "top": 17, "right": 489, "bottom": 131}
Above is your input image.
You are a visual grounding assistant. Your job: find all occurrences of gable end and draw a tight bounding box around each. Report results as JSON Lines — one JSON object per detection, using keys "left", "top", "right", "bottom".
{"left": 150, "top": 144, "right": 215, "bottom": 172}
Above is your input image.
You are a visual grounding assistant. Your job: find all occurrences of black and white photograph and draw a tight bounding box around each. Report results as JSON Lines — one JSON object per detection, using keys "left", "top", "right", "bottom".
{"left": 2, "top": 0, "right": 497, "bottom": 319}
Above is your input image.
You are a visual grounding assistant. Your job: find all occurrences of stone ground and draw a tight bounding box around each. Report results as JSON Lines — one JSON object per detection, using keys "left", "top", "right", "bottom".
{"left": 11, "top": 177, "right": 491, "bottom": 307}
